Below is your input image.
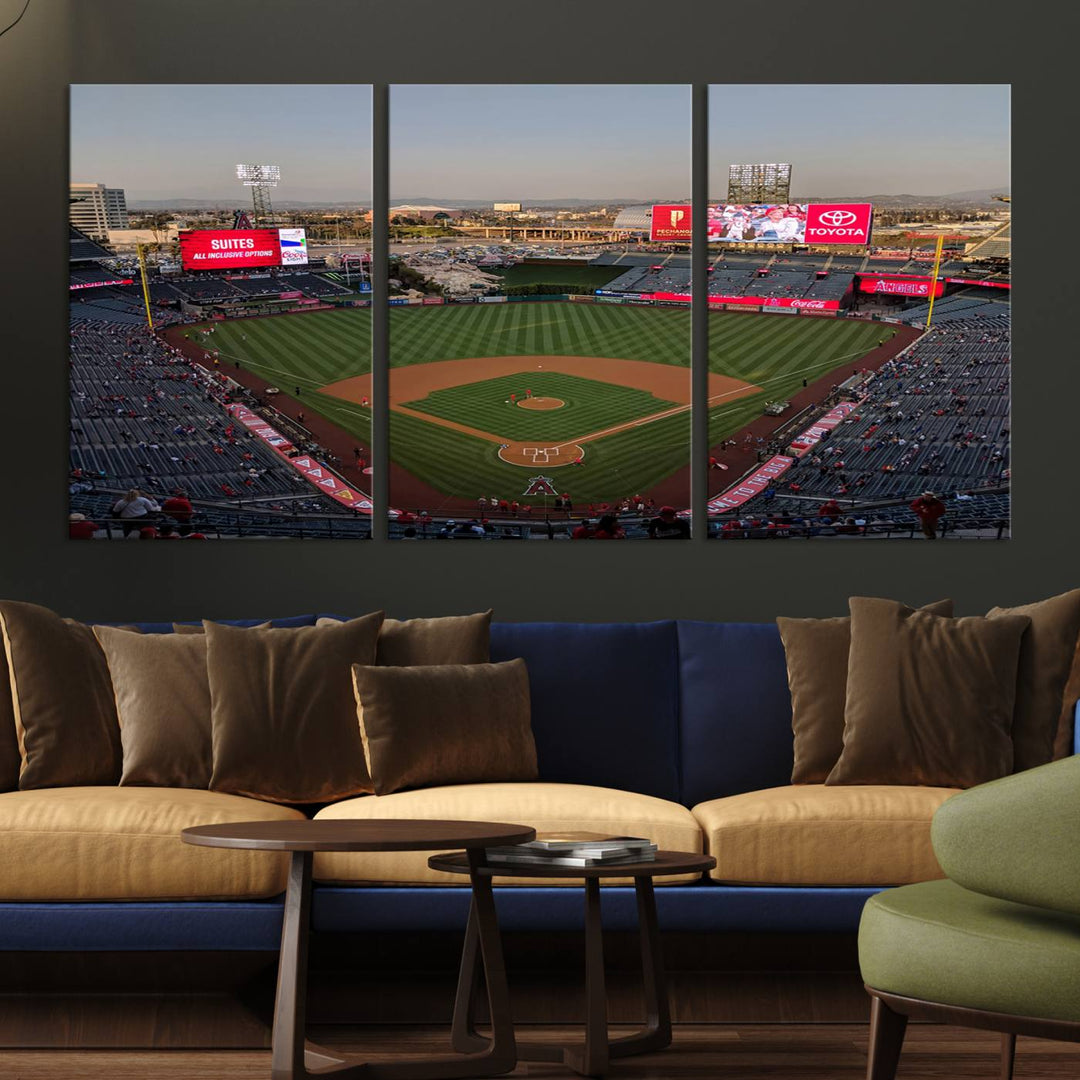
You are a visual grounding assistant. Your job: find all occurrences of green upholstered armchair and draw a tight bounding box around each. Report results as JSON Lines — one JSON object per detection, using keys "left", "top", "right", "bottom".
{"left": 859, "top": 755, "right": 1080, "bottom": 1080}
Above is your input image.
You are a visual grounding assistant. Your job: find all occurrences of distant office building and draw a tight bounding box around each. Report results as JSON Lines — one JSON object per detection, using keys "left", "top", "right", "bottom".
{"left": 70, "top": 183, "right": 129, "bottom": 240}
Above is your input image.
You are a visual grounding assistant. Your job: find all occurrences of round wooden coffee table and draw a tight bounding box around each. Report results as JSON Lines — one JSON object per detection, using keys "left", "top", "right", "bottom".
{"left": 183, "top": 819, "right": 535, "bottom": 1080}
{"left": 429, "top": 849, "right": 715, "bottom": 1078}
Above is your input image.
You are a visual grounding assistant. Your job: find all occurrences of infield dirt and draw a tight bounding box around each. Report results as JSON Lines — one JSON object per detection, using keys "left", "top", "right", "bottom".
{"left": 323, "top": 354, "right": 757, "bottom": 466}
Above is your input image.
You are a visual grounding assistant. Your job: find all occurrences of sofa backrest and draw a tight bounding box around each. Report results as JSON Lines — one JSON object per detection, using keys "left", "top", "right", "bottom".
{"left": 123, "top": 615, "right": 317, "bottom": 634}
{"left": 490, "top": 621, "right": 681, "bottom": 802}
{"left": 116, "top": 615, "right": 799, "bottom": 808}
{"left": 676, "top": 621, "right": 794, "bottom": 807}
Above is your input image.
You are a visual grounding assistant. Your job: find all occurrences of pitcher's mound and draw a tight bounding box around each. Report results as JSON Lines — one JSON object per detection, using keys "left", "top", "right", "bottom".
{"left": 498, "top": 442, "right": 584, "bottom": 468}
{"left": 516, "top": 396, "right": 564, "bottom": 411}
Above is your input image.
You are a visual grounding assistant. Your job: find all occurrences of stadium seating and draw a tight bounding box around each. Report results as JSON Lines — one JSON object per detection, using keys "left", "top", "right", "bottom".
{"left": 710, "top": 314, "right": 1011, "bottom": 536}
{"left": 277, "top": 272, "right": 352, "bottom": 297}
{"left": 68, "top": 318, "right": 371, "bottom": 539}
{"left": 171, "top": 278, "right": 245, "bottom": 301}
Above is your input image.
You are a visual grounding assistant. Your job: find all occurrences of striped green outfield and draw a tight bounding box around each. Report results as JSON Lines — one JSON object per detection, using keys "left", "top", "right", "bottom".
{"left": 191, "top": 302, "right": 894, "bottom": 504}
{"left": 389, "top": 301, "right": 690, "bottom": 367}
{"left": 404, "top": 371, "right": 678, "bottom": 442}
{"left": 707, "top": 313, "right": 894, "bottom": 444}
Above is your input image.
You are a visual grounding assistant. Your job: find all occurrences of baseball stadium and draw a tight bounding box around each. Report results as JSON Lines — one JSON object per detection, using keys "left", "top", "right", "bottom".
{"left": 67, "top": 193, "right": 1009, "bottom": 541}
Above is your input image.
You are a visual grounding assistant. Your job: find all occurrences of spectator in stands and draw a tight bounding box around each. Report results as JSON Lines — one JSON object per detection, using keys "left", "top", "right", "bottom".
{"left": 592, "top": 514, "right": 625, "bottom": 540}
{"left": 111, "top": 488, "right": 161, "bottom": 536}
{"left": 818, "top": 498, "right": 842, "bottom": 519}
{"left": 910, "top": 490, "right": 947, "bottom": 540}
{"left": 162, "top": 489, "right": 194, "bottom": 536}
{"left": 647, "top": 506, "right": 690, "bottom": 540}
{"left": 68, "top": 513, "right": 98, "bottom": 540}
{"left": 454, "top": 519, "right": 486, "bottom": 539}
{"left": 571, "top": 518, "right": 594, "bottom": 540}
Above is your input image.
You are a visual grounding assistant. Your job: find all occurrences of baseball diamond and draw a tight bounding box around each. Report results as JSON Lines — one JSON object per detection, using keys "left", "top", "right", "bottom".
{"left": 177, "top": 301, "right": 900, "bottom": 510}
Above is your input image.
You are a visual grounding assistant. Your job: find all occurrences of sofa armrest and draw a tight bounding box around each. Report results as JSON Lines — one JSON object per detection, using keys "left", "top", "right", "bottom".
{"left": 931, "top": 756, "right": 1080, "bottom": 917}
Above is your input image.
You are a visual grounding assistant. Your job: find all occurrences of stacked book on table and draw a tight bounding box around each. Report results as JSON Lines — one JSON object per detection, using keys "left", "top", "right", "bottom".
{"left": 484, "top": 832, "right": 657, "bottom": 868}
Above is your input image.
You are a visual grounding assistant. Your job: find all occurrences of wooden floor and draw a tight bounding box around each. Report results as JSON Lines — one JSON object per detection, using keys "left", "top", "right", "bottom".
{"left": 2, "top": 1024, "right": 1080, "bottom": 1079}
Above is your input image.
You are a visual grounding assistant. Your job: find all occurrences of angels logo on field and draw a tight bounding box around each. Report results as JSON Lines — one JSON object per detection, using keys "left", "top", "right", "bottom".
{"left": 523, "top": 475, "right": 558, "bottom": 497}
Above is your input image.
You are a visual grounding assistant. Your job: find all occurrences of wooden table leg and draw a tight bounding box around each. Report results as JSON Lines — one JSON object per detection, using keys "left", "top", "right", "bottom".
{"left": 609, "top": 876, "right": 671, "bottom": 1058}
{"left": 563, "top": 877, "right": 609, "bottom": 1078}
{"left": 272, "top": 851, "right": 323, "bottom": 1080}
{"left": 449, "top": 898, "right": 487, "bottom": 1054}
{"left": 272, "top": 849, "right": 515, "bottom": 1080}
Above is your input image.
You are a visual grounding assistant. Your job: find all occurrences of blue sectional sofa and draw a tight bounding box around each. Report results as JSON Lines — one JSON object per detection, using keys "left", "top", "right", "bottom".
{"left": 10, "top": 615, "right": 1063, "bottom": 958}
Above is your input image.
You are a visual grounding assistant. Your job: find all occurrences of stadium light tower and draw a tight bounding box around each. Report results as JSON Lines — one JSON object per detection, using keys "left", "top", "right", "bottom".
{"left": 728, "top": 163, "right": 792, "bottom": 204}
{"left": 235, "top": 164, "right": 280, "bottom": 226}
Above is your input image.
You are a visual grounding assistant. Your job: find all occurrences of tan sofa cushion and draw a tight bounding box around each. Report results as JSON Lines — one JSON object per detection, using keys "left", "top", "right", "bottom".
{"left": 693, "top": 784, "right": 959, "bottom": 886}
{"left": 0, "top": 787, "right": 305, "bottom": 900}
{"left": 313, "top": 782, "right": 702, "bottom": 886}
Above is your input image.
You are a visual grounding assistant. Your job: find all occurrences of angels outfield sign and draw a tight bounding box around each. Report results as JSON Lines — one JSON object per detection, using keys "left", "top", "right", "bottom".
{"left": 523, "top": 475, "right": 558, "bottom": 496}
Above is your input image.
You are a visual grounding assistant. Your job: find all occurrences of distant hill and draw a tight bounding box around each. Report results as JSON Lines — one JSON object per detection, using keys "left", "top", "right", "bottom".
{"left": 129, "top": 199, "right": 372, "bottom": 211}
{"left": 130, "top": 188, "right": 1008, "bottom": 212}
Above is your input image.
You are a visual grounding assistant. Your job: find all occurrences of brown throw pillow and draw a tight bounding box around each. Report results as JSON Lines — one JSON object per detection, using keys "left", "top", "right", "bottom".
{"left": 0, "top": 647, "right": 19, "bottom": 792}
{"left": 827, "top": 598, "right": 1030, "bottom": 788}
{"left": 317, "top": 611, "right": 492, "bottom": 666}
{"left": 172, "top": 621, "right": 271, "bottom": 634}
{"left": 1058, "top": 640, "right": 1080, "bottom": 760}
{"left": 207, "top": 614, "right": 384, "bottom": 803}
{"left": 0, "top": 601, "right": 121, "bottom": 788}
{"left": 93, "top": 626, "right": 212, "bottom": 788}
{"left": 987, "top": 590, "right": 1080, "bottom": 772}
{"left": 352, "top": 659, "right": 537, "bottom": 796}
{"left": 778, "top": 599, "right": 954, "bottom": 784}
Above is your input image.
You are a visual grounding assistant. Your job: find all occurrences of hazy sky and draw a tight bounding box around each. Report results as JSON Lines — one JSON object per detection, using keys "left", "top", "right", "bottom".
{"left": 391, "top": 85, "right": 690, "bottom": 201}
{"left": 70, "top": 83, "right": 1009, "bottom": 204}
{"left": 709, "top": 85, "right": 1010, "bottom": 195}
{"left": 71, "top": 85, "right": 372, "bottom": 203}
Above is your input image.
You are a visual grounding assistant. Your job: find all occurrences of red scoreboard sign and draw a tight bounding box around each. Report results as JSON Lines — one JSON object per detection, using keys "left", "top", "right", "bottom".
{"left": 649, "top": 204, "right": 691, "bottom": 242}
{"left": 179, "top": 229, "right": 282, "bottom": 271}
{"left": 802, "top": 203, "right": 873, "bottom": 245}
{"left": 858, "top": 274, "right": 945, "bottom": 298}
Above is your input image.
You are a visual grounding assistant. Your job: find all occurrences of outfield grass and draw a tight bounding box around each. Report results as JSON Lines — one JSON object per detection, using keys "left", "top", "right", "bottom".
{"left": 488, "top": 263, "right": 622, "bottom": 290}
{"left": 404, "top": 371, "right": 677, "bottom": 442}
{"left": 188, "top": 302, "right": 895, "bottom": 505}
{"left": 389, "top": 301, "right": 690, "bottom": 368}
{"left": 706, "top": 312, "right": 895, "bottom": 444}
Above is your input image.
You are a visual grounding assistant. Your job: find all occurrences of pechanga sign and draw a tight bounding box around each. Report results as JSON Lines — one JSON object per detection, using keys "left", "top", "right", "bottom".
{"left": 649, "top": 204, "right": 692, "bottom": 242}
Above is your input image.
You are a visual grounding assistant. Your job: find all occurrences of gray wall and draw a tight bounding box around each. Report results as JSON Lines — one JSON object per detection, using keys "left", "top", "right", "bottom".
{"left": 0, "top": 0, "right": 1071, "bottom": 623}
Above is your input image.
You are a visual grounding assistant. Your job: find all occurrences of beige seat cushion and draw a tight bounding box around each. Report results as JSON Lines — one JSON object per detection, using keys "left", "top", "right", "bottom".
{"left": 313, "top": 782, "right": 703, "bottom": 886}
{"left": 0, "top": 787, "right": 306, "bottom": 900}
{"left": 693, "top": 785, "right": 959, "bottom": 886}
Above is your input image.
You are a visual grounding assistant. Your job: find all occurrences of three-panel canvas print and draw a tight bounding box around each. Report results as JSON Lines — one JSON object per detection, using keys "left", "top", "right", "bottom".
{"left": 68, "top": 84, "right": 1010, "bottom": 541}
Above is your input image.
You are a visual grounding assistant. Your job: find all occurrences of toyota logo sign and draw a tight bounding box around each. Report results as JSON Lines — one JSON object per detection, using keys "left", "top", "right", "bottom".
{"left": 819, "top": 210, "right": 857, "bottom": 227}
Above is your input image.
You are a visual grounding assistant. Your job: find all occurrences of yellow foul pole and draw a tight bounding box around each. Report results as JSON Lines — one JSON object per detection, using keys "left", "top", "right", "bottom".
{"left": 924, "top": 233, "right": 945, "bottom": 329}
{"left": 136, "top": 243, "right": 154, "bottom": 331}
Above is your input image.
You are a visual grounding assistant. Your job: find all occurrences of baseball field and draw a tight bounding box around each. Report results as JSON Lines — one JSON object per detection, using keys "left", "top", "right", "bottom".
{"left": 186, "top": 302, "right": 897, "bottom": 509}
